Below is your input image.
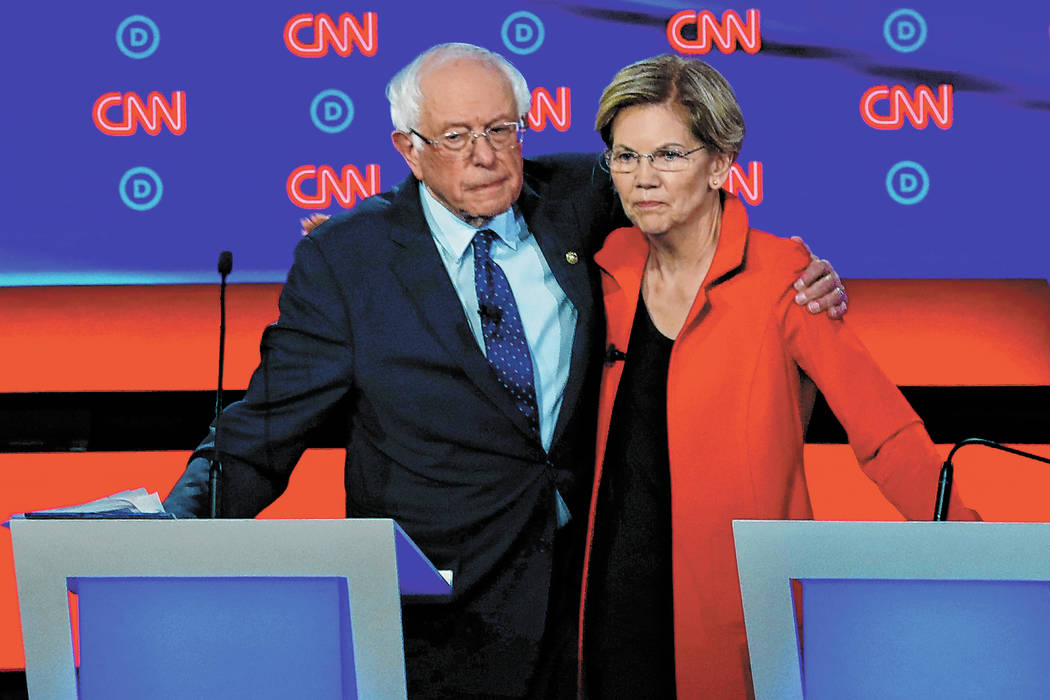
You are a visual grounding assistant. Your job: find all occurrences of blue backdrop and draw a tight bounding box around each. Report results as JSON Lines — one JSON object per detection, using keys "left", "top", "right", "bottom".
{"left": 2, "top": 1, "right": 1047, "bottom": 285}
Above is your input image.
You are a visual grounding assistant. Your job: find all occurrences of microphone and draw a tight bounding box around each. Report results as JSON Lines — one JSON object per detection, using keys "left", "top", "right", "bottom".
{"left": 217, "top": 250, "right": 233, "bottom": 277}
{"left": 478, "top": 303, "right": 503, "bottom": 324}
{"left": 210, "top": 250, "right": 233, "bottom": 519}
{"left": 604, "top": 344, "right": 627, "bottom": 365}
{"left": 933, "top": 437, "right": 1050, "bottom": 520}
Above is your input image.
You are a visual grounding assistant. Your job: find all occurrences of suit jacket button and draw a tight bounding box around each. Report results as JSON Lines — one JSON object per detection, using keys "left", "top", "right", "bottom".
{"left": 565, "top": 251, "right": 579, "bottom": 265}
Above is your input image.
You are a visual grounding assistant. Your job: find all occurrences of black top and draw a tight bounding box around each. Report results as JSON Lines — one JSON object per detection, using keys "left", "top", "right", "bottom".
{"left": 585, "top": 294, "right": 677, "bottom": 699}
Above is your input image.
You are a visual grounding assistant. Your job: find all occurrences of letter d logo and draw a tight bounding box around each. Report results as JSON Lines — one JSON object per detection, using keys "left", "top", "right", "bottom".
{"left": 311, "top": 89, "right": 354, "bottom": 134}
{"left": 119, "top": 166, "right": 163, "bottom": 211}
{"left": 886, "top": 161, "right": 929, "bottom": 205}
{"left": 883, "top": 9, "right": 927, "bottom": 53}
{"left": 502, "top": 11, "right": 545, "bottom": 55}
{"left": 116, "top": 15, "right": 160, "bottom": 59}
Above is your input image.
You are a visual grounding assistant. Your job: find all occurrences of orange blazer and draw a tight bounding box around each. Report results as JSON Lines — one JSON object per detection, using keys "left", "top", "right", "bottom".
{"left": 579, "top": 195, "right": 972, "bottom": 699}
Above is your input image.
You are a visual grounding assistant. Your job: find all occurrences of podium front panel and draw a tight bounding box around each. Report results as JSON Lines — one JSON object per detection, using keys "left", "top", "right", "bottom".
{"left": 733, "top": 521, "right": 1050, "bottom": 700}
{"left": 11, "top": 518, "right": 450, "bottom": 700}
{"left": 74, "top": 576, "right": 355, "bottom": 699}
{"left": 802, "top": 578, "right": 1050, "bottom": 699}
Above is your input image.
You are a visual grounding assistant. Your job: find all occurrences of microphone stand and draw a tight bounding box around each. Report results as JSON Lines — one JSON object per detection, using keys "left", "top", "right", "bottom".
{"left": 933, "top": 438, "right": 1050, "bottom": 520}
{"left": 210, "top": 251, "right": 233, "bottom": 518}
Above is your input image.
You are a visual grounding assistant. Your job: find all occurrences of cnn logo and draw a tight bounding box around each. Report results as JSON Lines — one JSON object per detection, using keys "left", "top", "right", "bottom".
{"left": 667, "top": 9, "right": 760, "bottom": 55}
{"left": 860, "top": 84, "right": 953, "bottom": 130}
{"left": 285, "top": 13, "right": 377, "bottom": 57}
{"left": 93, "top": 92, "right": 185, "bottom": 135}
{"left": 288, "top": 165, "right": 380, "bottom": 209}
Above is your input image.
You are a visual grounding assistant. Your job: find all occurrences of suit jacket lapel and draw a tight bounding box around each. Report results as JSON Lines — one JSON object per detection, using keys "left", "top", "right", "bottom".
{"left": 518, "top": 182, "right": 591, "bottom": 314}
{"left": 518, "top": 181, "right": 597, "bottom": 448}
{"left": 386, "top": 176, "right": 539, "bottom": 441}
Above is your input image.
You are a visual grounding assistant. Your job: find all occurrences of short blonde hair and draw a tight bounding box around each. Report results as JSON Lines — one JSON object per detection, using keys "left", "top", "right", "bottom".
{"left": 595, "top": 54, "right": 745, "bottom": 160}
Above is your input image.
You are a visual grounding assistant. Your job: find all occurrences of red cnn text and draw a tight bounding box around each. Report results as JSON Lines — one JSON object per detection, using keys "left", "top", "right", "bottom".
{"left": 284, "top": 13, "right": 378, "bottom": 57}
{"left": 287, "top": 165, "right": 381, "bottom": 209}
{"left": 667, "top": 9, "right": 761, "bottom": 55}
{"left": 93, "top": 91, "right": 186, "bottom": 136}
{"left": 860, "top": 84, "right": 953, "bottom": 130}
{"left": 724, "top": 161, "right": 762, "bottom": 205}
{"left": 528, "top": 87, "right": 571, "bottom": 132}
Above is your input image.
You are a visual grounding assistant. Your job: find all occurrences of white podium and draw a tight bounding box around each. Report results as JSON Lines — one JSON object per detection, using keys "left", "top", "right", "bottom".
{"left": 734, "top": 520, "right": 1050, "bottom": 700}
{"left": 11, "top": 518, "right": 451, "bottom": 699}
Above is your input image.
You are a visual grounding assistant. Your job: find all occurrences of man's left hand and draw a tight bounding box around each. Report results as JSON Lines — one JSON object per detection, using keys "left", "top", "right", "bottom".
{"left": 791, "top": 236, "right": 848, "bottom": 319}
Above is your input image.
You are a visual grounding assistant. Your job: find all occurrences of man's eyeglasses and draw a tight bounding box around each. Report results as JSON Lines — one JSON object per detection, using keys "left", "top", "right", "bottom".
{"left": 410, "top": 121, "right": 526, "bottom": 154}
{"left": 600, "top": 145, "right": 705, "bottom": 173}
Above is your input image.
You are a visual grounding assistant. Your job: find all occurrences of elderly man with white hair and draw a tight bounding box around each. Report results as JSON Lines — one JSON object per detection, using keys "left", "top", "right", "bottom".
{"left": 165, "top": 42, "right": 844, "bottom": 699}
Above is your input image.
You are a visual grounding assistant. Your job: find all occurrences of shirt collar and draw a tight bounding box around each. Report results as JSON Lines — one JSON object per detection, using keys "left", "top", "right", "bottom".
{"left": 419, "top": 182, "right": 520, "bottom": 261}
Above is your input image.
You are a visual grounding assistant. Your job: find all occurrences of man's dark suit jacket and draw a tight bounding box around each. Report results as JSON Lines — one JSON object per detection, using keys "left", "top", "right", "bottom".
{"left": 164, "top": 152, "right": 622, "bottom": 698}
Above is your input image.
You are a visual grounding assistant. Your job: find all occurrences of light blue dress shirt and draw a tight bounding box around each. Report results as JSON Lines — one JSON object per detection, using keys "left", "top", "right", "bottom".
{"left": 419, "top": 184, "right": 576, "bottom": 523}
{"left": 419, "top": 183, "right": 578, "bottom": 452}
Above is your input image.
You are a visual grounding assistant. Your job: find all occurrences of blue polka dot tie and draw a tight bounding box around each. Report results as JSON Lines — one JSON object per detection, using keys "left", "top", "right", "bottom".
{"left": 473, "top": 229, "right": 540, "bottom": 435}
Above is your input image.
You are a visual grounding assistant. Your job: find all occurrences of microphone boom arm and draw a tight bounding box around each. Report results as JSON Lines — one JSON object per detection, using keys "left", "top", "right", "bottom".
{"left": 933, "top": 438, "right": 1050, "bottom": 521}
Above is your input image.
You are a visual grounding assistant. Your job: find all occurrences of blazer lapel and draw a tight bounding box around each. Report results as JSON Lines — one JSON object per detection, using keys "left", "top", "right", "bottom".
{"left": 517, "top": 182, "right": 597, "bottom": 448}
{"left": 386, "top": 176, "right": 539, "bottom": 441}
{"left": 518, "top": 182, "right": 592, "bottom": 315}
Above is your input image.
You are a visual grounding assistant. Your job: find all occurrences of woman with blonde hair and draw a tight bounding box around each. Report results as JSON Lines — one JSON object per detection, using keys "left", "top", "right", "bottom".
{"left": 578, "top": 54, "right": 977, "bottom": 699}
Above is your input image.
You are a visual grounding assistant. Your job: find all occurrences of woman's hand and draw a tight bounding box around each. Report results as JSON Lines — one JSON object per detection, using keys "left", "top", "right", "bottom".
{"left": 791, "top": 236, "right": 848, "bottom": 319}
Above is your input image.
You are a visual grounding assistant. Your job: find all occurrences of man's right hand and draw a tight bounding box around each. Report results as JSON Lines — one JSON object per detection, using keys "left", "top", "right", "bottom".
{"left": 300, "top": 213, "right": 331, "bottom": 236}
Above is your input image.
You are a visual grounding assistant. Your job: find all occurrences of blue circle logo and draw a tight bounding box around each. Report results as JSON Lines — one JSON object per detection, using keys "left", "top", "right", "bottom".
{"left": 119, "top": 167, "right": 164, "bottom": 211}
{"left": 886, "top": 161, "right": 929, "bottom": 205}
{"left": 883, "top": 9, "right": 927, "bottom": 53}
{"left": 501, "top": 11, "right": 545, "bottom": 55}
{"left": 310, "top": 89, "right": 355, "bottom": 134}
{"left": 116, "top": 15, "right": 160, "bottom": 59}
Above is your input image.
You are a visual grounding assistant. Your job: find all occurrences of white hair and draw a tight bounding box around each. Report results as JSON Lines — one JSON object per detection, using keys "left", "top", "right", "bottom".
{"left": 386, "top": 43, "right": 531, "bottom": 139}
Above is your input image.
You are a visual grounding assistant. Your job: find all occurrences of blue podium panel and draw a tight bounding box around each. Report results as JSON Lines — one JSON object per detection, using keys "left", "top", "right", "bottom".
{"left": 73, "top": 577, "right": 355, "bottom": 700}
{"left": 802, "top": 579, "right": 1050, "bottom": 700}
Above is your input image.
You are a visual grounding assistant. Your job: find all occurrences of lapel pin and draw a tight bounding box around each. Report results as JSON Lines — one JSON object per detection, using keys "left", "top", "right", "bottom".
{"left": 565, "top": 251, "right": 579, "bottom": 265}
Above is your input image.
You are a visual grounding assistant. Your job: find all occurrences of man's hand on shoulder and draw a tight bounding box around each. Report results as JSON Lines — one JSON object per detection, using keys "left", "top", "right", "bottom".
{"left": 790, "top": 236, "right": 848, "bottom": 319}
